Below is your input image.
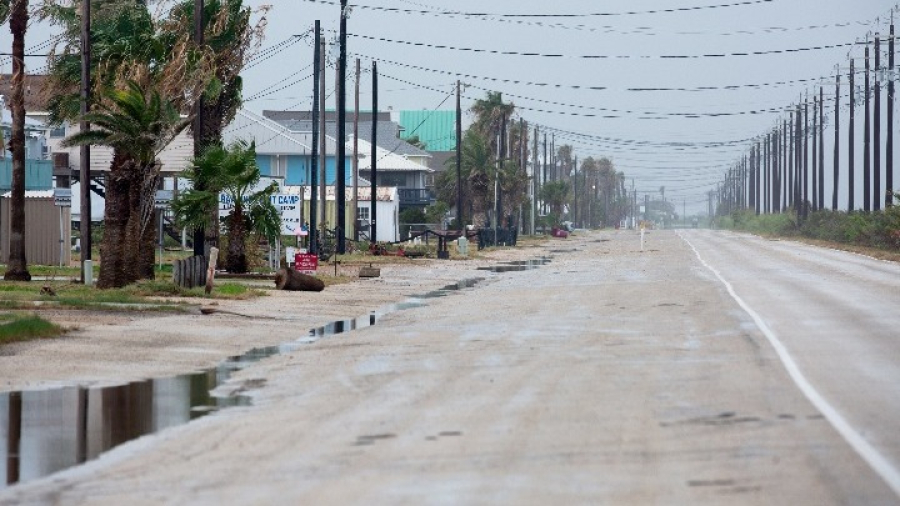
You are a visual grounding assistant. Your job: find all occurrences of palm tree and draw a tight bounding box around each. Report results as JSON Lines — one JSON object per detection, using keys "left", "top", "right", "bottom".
{"left": 161, "top": 0, "right": 262, "bottom": 254}
{"left": 2, "top": 0, "right": 31, "bottom": 281}
{"left": 172, "top": 140, "right": 280, "bottom": 273}
{"left": 43, "top": 0, "right": 263, "bottom": 263}
{"left": 63, "top": 81, "right": 190, "bottom": 288}
{"left": 470, "top": 91, "right": 515, "bottom": 157}
{"left": 540, "top": 180, "right": 570, "bottom": 222}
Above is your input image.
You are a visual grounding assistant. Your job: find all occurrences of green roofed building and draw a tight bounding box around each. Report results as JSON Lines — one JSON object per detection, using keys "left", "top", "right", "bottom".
{"left": 398, "top": 110, "right": 457, "bottom": 152}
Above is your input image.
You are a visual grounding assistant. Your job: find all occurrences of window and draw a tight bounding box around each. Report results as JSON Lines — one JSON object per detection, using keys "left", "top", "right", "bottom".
{"left": 357, "top": 206, "right": 370, "bottom": 221}
{"left": 49, "top": 126, "right": 66, "bottom": 138}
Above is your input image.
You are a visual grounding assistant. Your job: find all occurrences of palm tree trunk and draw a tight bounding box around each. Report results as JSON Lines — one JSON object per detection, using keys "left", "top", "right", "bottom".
{"left": 225, "top": 208, "right": 247, "bottom": 273}
{"left": 122, "top": 167, "right": 145, "bottom": 285}
{"left": 97, "top": 157, "right": 133, "bottom": 288}
{"left": 3, "top": 0, "right": 31, "bottom": 282}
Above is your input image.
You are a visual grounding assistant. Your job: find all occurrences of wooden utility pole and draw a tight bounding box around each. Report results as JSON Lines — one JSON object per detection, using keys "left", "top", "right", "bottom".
{"left": 336, "top": 0, "right": 348, "bottom": 254}
{"left": 309, "top": 21, "right": 321, "bottom": 255}
{"left": 319, "top": 37, "right": 327, "bottom": 241}
{"left": 888, "top": 18, "right": 895, "bottom": 207}
{"left": 834, "top": 70, "right": 841, "bottom": 210}
{"left": 819, "top": 86, "right": 825, "bottom": 211}
{"left": 352, "top": 58, "right": 360, "bottom": 240}
{"left": 370, "top": 61, "right": 378, "bottom": 244}
{"left": 849, "top": 59, "right": 856, "bottom": 211}
{"left": 864, "top": 46, "right": 871, "bottom": 212}
{"left": 456, "top": 80, "right": 463, "bottom": 230}
{"left": 80, "top": 0, "right": 92, "bottom": 280}
{"left": 812, "top": 96, "right": 818, "bottom": 211}
{"left": 192, "top": 0, "right": 205, "bottom": 257}
{"left": 874, "top": 35, "right": 882, "bottom": 211}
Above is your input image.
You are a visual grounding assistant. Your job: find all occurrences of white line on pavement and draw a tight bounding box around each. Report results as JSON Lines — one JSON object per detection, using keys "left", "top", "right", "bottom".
{"left": 678, "top": 231, "right": 900, "bottom": 500}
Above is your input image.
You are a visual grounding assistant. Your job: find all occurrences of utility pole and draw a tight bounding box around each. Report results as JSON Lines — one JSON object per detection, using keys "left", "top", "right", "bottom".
{"left": 849, "top": 58, "right": 856, "bottom": 211}
{"left": 573, "top": 155, "right": 578, "bottom": 227}
{"left": 352, "top": 58, "right": 360, "bottom": 240}
{"left": 80, "top": 0, "right": 92, "bottom": 282}
{"left": 795, "top": 104, "right": 802, "bottom": 220}
{"left": 749, "top": 145, "right": 756, "bottom": 211}
{"left": 542, "top": 133, "right": 547, "bottom": 215}
{"left": 192, "top": 0, "right": 205, "bottom": 257}
{"left": 834, "top": 70, "right": 841, "bottom": 210}
{"left": 764, "top": 133, "right": 769, "bottom": 214}
{"left": 456, "top": 80, "right": 463, "bottom": 231}
{"left": 874, "top": 34, "right": 882, "bottom": 211}
{"left": 755, "top": 141, "right": 761, "bottom": 215}
{"left": 319, "top": 36, "right": 326, "bottom": 241}
{"left": 336, "top": 0, "right": 348, "bottom": 254}
{"left": 812, "top": 95, "right": 818, "bottom": 211}
{"left": 532, "top": 126, "right": 538, "bottom": 234}
{"left": 864, "top": 46, "right": 871, "bottom": 212}
{"left": 819, "top": 86, "right": 825, "bottom": 211}
{"left": 370, "top": 61, "right": 378, "bottom": 244}
{"left": 888, "top": 17, "right": 895, "bottom": 208}
{"left": 803, "top": 98, "right": 809, "bottom": 219}
{"left": 783, "top": 120, "right": 789, "bottom": 210}
{"left": 789, "top": 113, "right": 794, "bottom": 208}
{"left": 309, "top": 20, "right": 321, "bottom": 255}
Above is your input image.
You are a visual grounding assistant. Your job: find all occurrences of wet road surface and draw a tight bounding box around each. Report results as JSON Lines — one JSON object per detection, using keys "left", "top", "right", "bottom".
{"left": 1, "top": 230, "right": 898, "bottom": 505}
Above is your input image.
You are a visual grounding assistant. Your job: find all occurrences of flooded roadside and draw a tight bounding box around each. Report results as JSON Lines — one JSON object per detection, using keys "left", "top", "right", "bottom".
{"left": 0, "top": 273, "right": 501, "bottom": 489}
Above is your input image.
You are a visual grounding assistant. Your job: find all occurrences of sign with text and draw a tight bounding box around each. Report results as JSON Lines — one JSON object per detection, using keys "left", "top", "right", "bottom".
{"left": 219, "top": 193, "right": 302, "bottom": 235}
{"left": 294, "top": 253, "right": 318, "bottom": 274}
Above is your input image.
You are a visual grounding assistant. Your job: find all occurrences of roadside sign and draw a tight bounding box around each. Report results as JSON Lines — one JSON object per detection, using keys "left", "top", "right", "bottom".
{"left": 155, "top": 190, "right": 174, "bottom": 210}
{"left": 294, "top": 253, "right": 318, "bottom": 275}
{"left": 53, "top": 188, "right": 72, "bottom": 207}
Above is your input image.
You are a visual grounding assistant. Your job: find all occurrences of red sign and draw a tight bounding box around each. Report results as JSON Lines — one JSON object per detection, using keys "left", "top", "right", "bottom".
{"left": 294, "top": 253, "right": 319, "bottom": 274}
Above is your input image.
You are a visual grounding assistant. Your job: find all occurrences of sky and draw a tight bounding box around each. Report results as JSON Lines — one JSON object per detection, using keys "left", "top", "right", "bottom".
{"left": 2, "top": 0, "right": 898, "bottom": 215}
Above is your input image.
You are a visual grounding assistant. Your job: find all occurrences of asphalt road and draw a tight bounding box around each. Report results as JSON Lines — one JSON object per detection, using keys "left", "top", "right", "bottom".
{"left": 1, "top": 230, "right": 898, "bottom": 505}
{"left": 680, "top": 229, "right": 900, "bottom": 500}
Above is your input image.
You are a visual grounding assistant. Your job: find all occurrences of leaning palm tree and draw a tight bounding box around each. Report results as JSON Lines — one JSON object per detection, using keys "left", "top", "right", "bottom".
{"left": 63, "top": 81, "right": 190, "bottom": 288}
{"left": 172, "top": 140, "right": 280, "bottom": 273}
{"left": 2, "top": 0, "right": 31, "bottom": 281}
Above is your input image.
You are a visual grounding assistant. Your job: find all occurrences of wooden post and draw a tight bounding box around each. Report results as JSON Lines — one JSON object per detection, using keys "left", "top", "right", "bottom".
{"left": 205, "top": 247, "right": 218, "bottom": 294}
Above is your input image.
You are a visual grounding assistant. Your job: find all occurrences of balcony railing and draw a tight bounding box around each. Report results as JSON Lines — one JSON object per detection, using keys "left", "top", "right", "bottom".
{"left": 398, "top": 188, "right": 434, "bottom": 207}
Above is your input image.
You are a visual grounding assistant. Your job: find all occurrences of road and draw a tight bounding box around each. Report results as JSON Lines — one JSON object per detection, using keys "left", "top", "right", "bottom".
{"left": 1, "top": 230, "right": 898, "bottom": 505}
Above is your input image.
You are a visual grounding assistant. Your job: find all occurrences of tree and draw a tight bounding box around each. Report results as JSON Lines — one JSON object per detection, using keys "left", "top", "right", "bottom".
{"left": 470, "top": 91, "right": 515, "bottom": 156}
{"left": 63, "top": 81, "right": 190, "bottom": 287}
{"left": 43, "top": 0, "right": 264, "bottom": 279}
{"left": 443, "top": 130, "right": 494, "bottom": 228}
{"left": 172, "top": 140, "right": 280, "bottom": 273}
{"left": 540, "top": 180, "right": 570, "bottom": 221}
{"left": 3, "top": 0, "right": 31, "bottom": 281}
{"left": 162, "top": 0, "right": 265, "bottom": 254}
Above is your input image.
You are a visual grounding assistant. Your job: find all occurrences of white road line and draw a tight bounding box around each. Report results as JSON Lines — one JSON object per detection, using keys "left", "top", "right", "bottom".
{"left": 678, "top": 231, "right": 900, "bottom": 499}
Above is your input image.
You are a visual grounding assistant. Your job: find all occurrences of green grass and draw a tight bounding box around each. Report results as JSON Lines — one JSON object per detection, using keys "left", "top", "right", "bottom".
{"left": 719, "top": 208, "right": 900, "bottom": 253}
{"left": 0, "top": 314, "right": 64, "bottom": 345}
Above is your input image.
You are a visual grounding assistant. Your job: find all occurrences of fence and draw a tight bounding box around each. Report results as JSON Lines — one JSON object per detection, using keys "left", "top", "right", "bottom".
{"left": 172, "top": 255, "right": 207, "bottom": 289}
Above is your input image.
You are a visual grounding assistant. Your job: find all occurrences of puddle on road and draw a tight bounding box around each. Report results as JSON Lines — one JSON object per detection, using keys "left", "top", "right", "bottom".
{"left": 0, "top": 276, "right": 486, "bottom": 490}
{"left": 476, "top": 257, "right": 552, "bottom": 273}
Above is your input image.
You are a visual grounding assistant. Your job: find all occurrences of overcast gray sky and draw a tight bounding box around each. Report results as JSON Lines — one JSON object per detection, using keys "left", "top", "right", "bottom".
{"left": 3, "top": 0, "right": 897, "bottom": 213}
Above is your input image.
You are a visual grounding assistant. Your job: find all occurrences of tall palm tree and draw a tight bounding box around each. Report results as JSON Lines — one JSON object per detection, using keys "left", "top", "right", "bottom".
{"left": 43, "top": 0, "right": 262, "bottom": 277}
{"left": 470, "top": 91, "right": 515, "bottom": 156}
{"left": 63, "top": 81, "right": 190, "bottom": 288}
{"left": 2, "top": 0, "right": 31, "bottom": 281}
{"left": 161, "top": 0, "right": 262, "bottom": 254}
{"left": 172, "top": 140, "right": 280, "bottom": 273}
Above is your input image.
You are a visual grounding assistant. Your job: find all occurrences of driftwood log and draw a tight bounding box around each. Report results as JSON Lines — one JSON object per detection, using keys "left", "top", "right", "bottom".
{"left": 275, "top": 268, "right": 325, "bottom": 292}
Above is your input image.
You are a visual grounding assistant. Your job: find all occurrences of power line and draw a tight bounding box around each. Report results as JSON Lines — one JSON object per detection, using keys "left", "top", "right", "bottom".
{"left": 301, "top": 0, "right": 776, "bottom": 18}
{"left": 348, "top": 32, "right": 861, "bottom": 60}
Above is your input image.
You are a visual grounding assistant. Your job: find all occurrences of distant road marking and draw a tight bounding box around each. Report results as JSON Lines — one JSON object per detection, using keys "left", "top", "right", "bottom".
{"left": 678, "top": 231, "right": 900, "bottom": 499}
